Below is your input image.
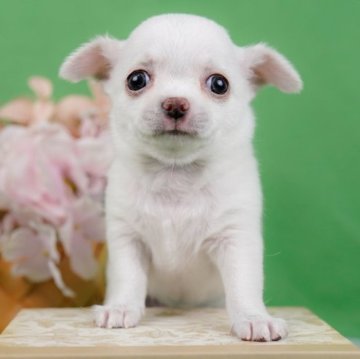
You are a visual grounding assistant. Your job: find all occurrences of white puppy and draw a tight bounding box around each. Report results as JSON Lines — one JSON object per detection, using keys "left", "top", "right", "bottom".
{"left": 60, "top": 14, "right": 302, "bottom": 342}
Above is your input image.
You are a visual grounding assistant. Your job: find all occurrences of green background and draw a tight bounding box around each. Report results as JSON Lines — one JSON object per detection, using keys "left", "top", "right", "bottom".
{"left": 0, "top": 0, "right": 359, "bottom": 338}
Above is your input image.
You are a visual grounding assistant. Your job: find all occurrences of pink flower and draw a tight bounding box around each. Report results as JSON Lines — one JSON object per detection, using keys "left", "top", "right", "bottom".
{"left": 0, "top": 213, "right": 16, "bottom": 233}
{"left": 0, "top": 76, "right": 111, "bottom": 294}
{"left": 0, "top": 98, "right": 33, "bottom": 126}
{"left": 0, "top": 77, "right": 54, "bottom": 126}
{"left": 0, "top": 124, "right": 88, "bottom": 225}
{"left": 28, "top": 77, "right": 55, "bottom": 125}
{"left": 0, "top": 191, "right": 8, "bottom": 210}
{"left": 28, "top": 76, "right": 53, "bottom": 100}
{"left": 0, "top": 213, "right": 74, "bottom": 297}
{"left": 77, "top": 132, "right": 114, "bottom": 196}
{"left": 54, "top": 80, "right": 109, "bottom": 137}
{"left": 0, "top": 76, "right": 110, "bottom": 137}
{"left": 59, "top": 197, "right": 105, "bottom": 280}
{"left": 54, "top": 95, "right": 96, "bottom": 137}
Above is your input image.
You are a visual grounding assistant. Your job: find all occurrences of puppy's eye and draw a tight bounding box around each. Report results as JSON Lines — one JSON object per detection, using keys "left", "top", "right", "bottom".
{"left": 206, "top": 74, "right": 229, "bottom": 95}
{"left": 127, "top": 70, "right": 150, "bottom": 91}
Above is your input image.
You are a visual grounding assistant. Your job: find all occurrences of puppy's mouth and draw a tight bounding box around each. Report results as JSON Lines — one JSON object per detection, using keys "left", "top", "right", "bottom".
{"left": 164, "top": 129, "right": 194, "bottom": 136}
{"left": 154, "top": 128, "right": 197, "bottom": 137}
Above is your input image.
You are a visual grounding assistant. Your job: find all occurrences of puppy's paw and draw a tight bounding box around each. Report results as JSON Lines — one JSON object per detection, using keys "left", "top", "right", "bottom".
{"left": 93, "top": 304, "right": 143, "bottom": 329}
{"left": 231, "top": 314, "right": 288, "bottom": 342}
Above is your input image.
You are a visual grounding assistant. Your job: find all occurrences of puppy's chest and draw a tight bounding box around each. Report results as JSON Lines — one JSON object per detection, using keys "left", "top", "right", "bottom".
{"left": 135, "top": 186, "right": 213, "bottom": 269}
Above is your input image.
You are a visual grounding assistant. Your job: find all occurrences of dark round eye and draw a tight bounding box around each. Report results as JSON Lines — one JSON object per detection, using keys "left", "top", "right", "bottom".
{"left": 206, "top": 74, "right": 229, "bottom": 95}
{"left": 127, "top": 70, "right": 150, "bottom": 91}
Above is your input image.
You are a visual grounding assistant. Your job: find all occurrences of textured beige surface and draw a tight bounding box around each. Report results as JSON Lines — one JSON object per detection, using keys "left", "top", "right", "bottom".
{"left": 0, "top": 307, "right": 359, "bottom": 358}
{"left": 0, "top": 307, "right": 350, "bottom": 346}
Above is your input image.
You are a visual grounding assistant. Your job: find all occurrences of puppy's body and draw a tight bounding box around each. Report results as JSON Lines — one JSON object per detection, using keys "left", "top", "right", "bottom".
{"left": 60, "top": 14, "right": 302, "bottom": 341}
{"left": 107, "top": 141, "right": 259, "bottom": 307}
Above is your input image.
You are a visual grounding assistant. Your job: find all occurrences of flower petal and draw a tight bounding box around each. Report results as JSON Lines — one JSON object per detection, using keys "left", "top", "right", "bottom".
{"left": 0, "top": 220, "right": 61, "bottom": 283}
{"left": 69, "top": 232, "right": 98, "bottom": 280}
{"left": 31, "top": 101, "right": 55, "bottom": 124}
{"left": 58, "top": 217, "right": 73, "bottom": 256}
{"left": 73, "top": 198, "right": 105, "bottom": 241}
{"left": 12, "top": 257, "right": 52, "bottom": 282}
{"left": 0, "top": 98, "right": 33, "bottom": 124}
{"left": 88, "top": 79, "right": 110, "bottom": 118}
{"left": 77, "top": 133, "right": 114, "bottom": 178}
{"left": 48, "top": 261, "right": 75, "bottom": 297}
{"left": 54, "top": 95, "right": 94, "bottom": 137}
{"left": 28, "top": 76, "right": 53, "bottom": 100}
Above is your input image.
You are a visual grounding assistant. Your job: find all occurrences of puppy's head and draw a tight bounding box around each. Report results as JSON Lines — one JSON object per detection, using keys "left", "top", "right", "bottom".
{"left": 60, "top": 14, "right": 302, "bottom": 165}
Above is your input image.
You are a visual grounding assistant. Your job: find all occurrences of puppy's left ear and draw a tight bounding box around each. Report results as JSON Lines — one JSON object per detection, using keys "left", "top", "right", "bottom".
{"left": 59, "top": 35, "right": 124, "bottom": 82}
{"left": 242, "top": 43, "right": 303, "bottom": 93}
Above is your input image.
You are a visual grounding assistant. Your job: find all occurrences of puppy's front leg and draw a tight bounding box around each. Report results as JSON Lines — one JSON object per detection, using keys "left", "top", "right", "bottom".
{"left": 210, "top": 232, "right": 288, "bottom": 342}
{"left": 94, "top": 221, "right": 148, "bottom": 329}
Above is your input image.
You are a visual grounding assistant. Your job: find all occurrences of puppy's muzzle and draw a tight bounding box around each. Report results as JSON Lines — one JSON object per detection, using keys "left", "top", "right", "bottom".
{"left": 161, "top": 97, "right": 190, "bottom": 122}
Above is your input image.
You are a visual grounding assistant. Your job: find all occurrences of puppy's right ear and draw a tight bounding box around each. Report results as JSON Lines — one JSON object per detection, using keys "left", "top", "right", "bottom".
{"left": 241, "top": 43, "right": 303, "bottom": 94}
{"left": 59, "top": 36, "right": 124, "bottom": 82}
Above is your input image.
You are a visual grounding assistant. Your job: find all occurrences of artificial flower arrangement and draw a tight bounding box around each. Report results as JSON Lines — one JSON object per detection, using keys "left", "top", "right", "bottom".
{"left": 0, "top": 77, "right": 112, "bottom": 330}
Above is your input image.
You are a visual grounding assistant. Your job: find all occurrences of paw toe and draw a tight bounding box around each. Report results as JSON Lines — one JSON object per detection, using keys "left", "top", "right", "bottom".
{"left": 232, "top": 315, "right": 288, "bottom": 342}
{"left": 92, "top": 304, "right": 143, "bottom": 329}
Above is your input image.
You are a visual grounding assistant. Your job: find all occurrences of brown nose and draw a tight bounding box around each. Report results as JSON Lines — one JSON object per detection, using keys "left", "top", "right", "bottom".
{"left": 161, "top": 97, "right": 190, "bottom": 121}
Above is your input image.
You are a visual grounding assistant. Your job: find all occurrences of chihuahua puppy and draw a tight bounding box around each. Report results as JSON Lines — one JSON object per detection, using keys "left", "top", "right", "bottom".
{"left": 60, "top": 14, "right": 302, "bottom": 341}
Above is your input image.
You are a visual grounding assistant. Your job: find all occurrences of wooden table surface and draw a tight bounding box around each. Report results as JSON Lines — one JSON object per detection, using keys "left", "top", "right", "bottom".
{"left": 0, "top": 307, "right": 359, "bottom": 358}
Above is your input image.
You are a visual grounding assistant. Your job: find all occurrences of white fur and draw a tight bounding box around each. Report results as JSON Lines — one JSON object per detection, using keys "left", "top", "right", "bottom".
{"left": 60, "top": 14, "right": 302, "bottom": 341}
